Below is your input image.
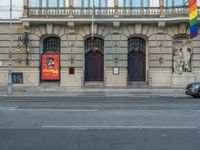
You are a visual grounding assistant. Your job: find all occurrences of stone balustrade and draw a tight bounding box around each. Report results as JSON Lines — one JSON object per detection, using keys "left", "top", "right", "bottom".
{"left": 24, "top": 6, "right": 199, "bottom": 18}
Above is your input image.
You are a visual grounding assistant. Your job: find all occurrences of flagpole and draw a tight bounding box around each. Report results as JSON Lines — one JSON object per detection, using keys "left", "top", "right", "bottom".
{"left": 8, "top": 0, "right": 13, "bottom": 95}
{"left": 92, "top": 0, "right": 94, "bottom": 39}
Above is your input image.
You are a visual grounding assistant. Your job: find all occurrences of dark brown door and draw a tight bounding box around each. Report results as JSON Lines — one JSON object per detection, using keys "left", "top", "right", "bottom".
{"left": 85, "top": 51, "right": 104, "bottom": 81}
{"left": 128, "top": 51, "right": 146, "bottom": 81}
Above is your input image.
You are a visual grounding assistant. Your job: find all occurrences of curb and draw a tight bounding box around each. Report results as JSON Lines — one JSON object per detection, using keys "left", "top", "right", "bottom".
{"left": 0, "top": 94, "right": 190, "bottom": 98}
{"left": 0, "top": 88, "right": 190, "bottom": 99}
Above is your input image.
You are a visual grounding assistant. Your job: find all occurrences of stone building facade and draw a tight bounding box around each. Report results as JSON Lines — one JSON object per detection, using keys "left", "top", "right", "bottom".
{"left": 0, "top": 0, "right": 200, "bottom": 88}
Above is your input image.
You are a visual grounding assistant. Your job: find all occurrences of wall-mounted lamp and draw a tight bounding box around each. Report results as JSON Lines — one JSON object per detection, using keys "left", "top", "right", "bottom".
{"left": 158, "top": 56, "right": 164, "bottom": 64}
{"left": 17, "top": 32, "right": 30, "bottom": 65}
{"left": 69, "top": 42, "right": 75, "bottom": 66}
{"left": 16, "top": 58, "right": 22, "bottom": 64}
{"left": 113, "top": 55, "right": 120, "bottom": 66}
{"left": 158, "top": 42, "right": 164, "bottom": 64}
{"left": 112, "top": 41, "right": 120, "bottom": 66}
{"left": 114, "top": 57, "right": 118, "bottom": 64}
{"left": 69, "top": 54, "right": 75, "bottom": 65}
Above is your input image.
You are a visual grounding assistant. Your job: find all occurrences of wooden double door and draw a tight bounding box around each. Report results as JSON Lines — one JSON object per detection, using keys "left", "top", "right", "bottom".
{"left": 128, "top": 51, "right": 146, "bottom": 81}
{"left": 85, "top": 51, "right": 104, "bottom": 81}
{"left": 128, "top": 37, "right": 146, "bottom": 81}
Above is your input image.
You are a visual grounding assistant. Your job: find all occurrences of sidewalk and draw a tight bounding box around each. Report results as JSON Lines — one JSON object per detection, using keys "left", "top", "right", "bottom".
{"left": 0, "top": 87, "right": 190, "bottom": 98}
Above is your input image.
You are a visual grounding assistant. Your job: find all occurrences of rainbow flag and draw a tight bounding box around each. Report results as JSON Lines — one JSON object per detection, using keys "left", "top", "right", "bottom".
{"left": 189, "top": 0, "right": 198, "bottom": 38}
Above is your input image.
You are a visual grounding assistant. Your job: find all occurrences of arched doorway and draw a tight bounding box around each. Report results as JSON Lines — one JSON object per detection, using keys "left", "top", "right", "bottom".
{"left": 85, "top": 37, "right": 104, "bottom": 81}
{"left": 41, "top": 36, "right": 60, "bottom": 81}
{"left": 128, "top": 37, "right": 146, "bottom": 81}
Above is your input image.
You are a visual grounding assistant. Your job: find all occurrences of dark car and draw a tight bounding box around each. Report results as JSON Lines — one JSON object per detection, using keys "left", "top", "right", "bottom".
{"left": 186, "top": 82, "right": 200, "bottom": 98}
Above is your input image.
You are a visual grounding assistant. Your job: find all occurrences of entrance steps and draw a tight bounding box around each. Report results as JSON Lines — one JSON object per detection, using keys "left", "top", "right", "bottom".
{"left": 84, "top": 81, "right": 104, "bottom": 88}
{"left": 128, "top": 82, "right": 148, "bottom": 88}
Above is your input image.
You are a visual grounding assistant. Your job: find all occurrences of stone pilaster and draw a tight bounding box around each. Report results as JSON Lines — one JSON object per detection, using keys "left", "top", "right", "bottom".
{"left": 69, "top": 0, "right": 74, "bottom": 17}
{"left": 159, "top": 0, "right": 165, "bottom": 17}
{"left": 69, "top": 0, "right": 73, "bottom": 6}
{"left": 158, "top": 0, "right": 165, "bottom": 30}
{"left": 114, "top": 0, "right": 118, "bottom": 6}
{"left": 114, "top": 0, "right": 119, "bottom": 18}
{"left": 23, "top": 0, "right": 28, "bottom": 18}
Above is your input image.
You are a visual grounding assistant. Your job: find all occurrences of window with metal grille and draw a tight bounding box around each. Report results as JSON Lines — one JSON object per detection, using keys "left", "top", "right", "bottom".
{"left": 85, "top": 37, "right": 104, "bottom": 54}
{"left": 128, "top": 37, "right": 145, "bottom": 54}
{"left": 43, "top": 37, "right": 60, "bottom": 53}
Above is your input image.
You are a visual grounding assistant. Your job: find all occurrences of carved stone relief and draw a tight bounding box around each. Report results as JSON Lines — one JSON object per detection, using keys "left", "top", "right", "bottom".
{"left": 173, "top": 37, "right": 192, "bottom": 74}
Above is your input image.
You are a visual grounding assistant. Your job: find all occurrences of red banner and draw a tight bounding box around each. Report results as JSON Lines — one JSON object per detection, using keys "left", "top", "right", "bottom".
{"left": 41, "top": 54, "right": 60, "bottom": 80}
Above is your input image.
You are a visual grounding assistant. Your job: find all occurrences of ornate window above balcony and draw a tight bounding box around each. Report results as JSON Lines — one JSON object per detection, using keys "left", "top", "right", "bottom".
{"left": 74, "top": 0, "right": 110, "bottom": 7}
{"left": 119, "top": 0, "right": 150, "bottom": 7}
{"left": 165, "top": 0, "right": 187, "bottom": 6}
{"left": 28, "top": 0, "right": 65, "bottom": 7}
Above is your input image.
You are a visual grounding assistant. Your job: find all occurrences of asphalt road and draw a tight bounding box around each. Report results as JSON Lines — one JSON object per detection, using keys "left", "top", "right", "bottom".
{"left": 0, "top": 96, "right": 200, "bottom": 150}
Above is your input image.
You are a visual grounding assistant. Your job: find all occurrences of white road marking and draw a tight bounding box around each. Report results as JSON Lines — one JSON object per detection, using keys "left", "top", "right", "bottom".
{"left": 6, "top": 108, "right": 99, "bottom": 112}
{"left": 42, "top": 125, "right": 198, "bottom": 130}
{"left": 0, "top": 107, "right": 17, "bottom": 110}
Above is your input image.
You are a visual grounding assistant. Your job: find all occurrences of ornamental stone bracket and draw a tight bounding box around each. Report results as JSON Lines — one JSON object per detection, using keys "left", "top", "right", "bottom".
{"left": 23, "top": 22, "right": 30, "bottom": 29}
{"left": 46, "top": 24, "right": 53, "bottom": 34}
{"left": 158, "top": 21, "right": 165, "bottom": 28}
{"left": 158, "top": 21, "right": 165, "bottom": 33}
{"left": 68, "top": 22, "right": 75, "bottom": 33}
{"left": 113, "top": 21, "right": 120, "bottom": 33}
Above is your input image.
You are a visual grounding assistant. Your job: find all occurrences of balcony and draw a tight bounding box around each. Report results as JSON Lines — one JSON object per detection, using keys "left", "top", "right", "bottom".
{"left": 21, "top": 6, "right": 200, "bottom": 24}
{"left": 26, "top": 7, "right": 161, "bottom": 18}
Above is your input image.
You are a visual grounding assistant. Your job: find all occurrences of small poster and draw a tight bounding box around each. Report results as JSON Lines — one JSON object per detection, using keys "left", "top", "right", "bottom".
{"left": 41, "top": 54, "right": 60, "bottom": 80}
{"left": 113, "top": 67, "right": 119, "bottom": 75}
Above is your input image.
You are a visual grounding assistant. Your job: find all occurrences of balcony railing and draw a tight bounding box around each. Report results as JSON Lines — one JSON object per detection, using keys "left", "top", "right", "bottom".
{"left": 164, "top": 6, "right": 188, "bottom": 16}
{"left": 25, "top": 6, "right": 200, "bottom": 18}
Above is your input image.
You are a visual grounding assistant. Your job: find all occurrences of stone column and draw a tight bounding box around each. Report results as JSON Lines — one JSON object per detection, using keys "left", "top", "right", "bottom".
{"left": 159, "top": 0, "right": 165, "bottom": 17}
{"left": 114, "top": 0, "right": 119, "bottom": 6}
{"left": 69, "top": 0, "right": 74, "bottom": 6}
{"left": 158, "top": 0, "right": 165, "bottom": 32}
{"left": 69, "top": 0, "right": 74, "bottom": 17}
{"left": 23, "top": 0, "right": 28, "bottom": 6}
{"left": 114, "top": 0, "right": 119, "bottom": 17}
{"left": 23, "top": 0, "right": 28, "bottom": 17}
